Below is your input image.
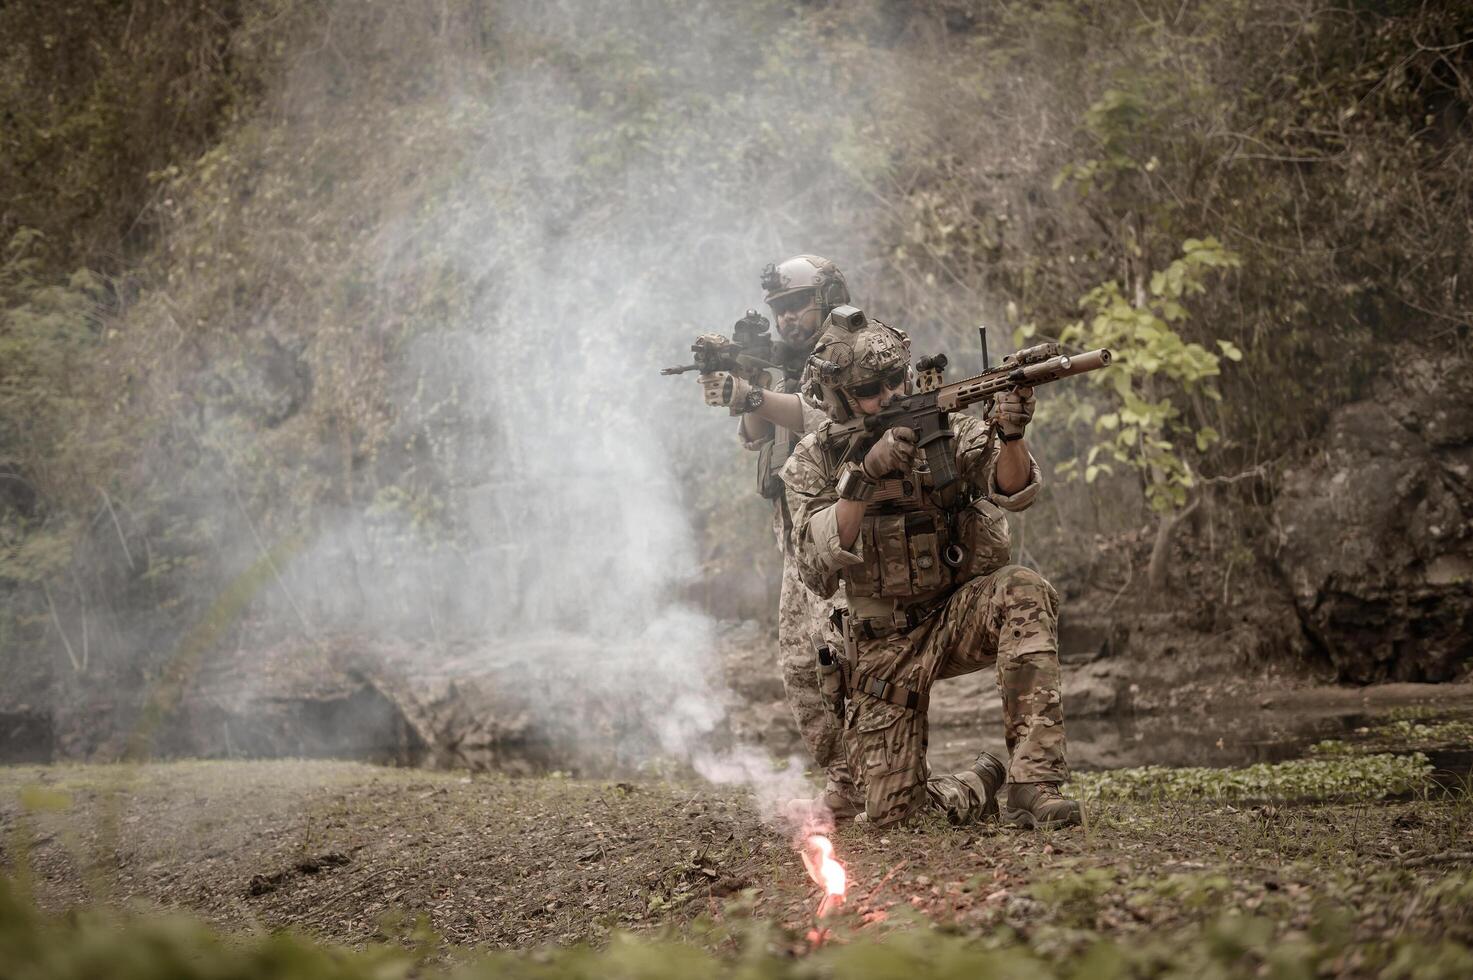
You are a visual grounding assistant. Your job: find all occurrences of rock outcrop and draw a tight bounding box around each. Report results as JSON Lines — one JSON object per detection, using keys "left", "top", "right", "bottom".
{"left": 1272, "top": 355, "right": 1473, "bottom": 682}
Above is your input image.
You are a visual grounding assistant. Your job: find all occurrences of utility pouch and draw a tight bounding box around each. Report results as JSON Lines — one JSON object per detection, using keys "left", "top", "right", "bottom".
{"left": 905, "top": 512, "right": 946, "bottom": 592}
{"left": 873, "top": 515, "right": 911, "bottom": 595}
{"left": 956, "top": 496, "right": 1013, "bottom": 580}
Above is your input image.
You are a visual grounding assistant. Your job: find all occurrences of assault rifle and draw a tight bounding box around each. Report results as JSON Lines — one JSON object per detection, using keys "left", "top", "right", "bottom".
{"left": 660, "top": 309, "right": 790, "bottom": 378}
{"left": 821, "top": 308, "right": 1112, "bottom": 492}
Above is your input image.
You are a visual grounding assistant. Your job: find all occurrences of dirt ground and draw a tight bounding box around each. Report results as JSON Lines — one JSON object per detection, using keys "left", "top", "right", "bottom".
{"left": 2, "top": 760, "right": 1470, "bottom": 959}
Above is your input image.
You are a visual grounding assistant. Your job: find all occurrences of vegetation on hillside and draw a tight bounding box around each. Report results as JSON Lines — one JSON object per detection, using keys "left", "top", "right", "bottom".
{"left": 2, "top": 0, "right": 1470, "bottom": 699}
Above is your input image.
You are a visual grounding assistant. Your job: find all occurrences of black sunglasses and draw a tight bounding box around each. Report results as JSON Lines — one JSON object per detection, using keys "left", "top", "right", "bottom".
{"left": 769, "top": 291, "right": 815, "bottom": 316}
{"left": 848, "top": 368, "right": 908, "bottom": 399}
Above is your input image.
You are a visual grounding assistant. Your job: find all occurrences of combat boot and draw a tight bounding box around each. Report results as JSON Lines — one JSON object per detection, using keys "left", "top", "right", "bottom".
{"left": 785, "top": 775, "right": 863, "bottom": 826}
{"left": 821, "top": 775, "right": 863, "bottom": 820}
{"left": 925, "top": 751, "right": 1007, "bottom": 825}
{"left": 1001, "top": 782, "right": 1082, "bottom": 829}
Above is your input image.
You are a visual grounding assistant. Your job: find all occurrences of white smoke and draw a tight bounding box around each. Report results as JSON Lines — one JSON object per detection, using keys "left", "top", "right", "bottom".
{"left": 232, "top": 0, "right": 896, "bottom": 817}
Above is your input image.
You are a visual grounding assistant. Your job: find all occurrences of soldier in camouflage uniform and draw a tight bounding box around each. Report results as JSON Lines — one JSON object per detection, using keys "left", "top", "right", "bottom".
{"left": 779, "top": 309, "right": 1081, "bottom": 829}
{"left": 696, "top": 255, "right": 863, "bottom": 816}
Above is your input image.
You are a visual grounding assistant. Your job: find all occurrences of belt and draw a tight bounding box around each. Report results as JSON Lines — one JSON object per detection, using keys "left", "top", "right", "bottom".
{"left": 851, "top": 670, "right": 929, "bottom": 712}
{"left": 851, "top": 599, "right": 943, "bottom": 640}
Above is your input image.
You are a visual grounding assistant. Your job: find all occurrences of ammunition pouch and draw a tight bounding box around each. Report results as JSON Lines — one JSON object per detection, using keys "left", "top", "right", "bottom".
{"left": 846, "top": 511, "right": 949, "bottom": 599}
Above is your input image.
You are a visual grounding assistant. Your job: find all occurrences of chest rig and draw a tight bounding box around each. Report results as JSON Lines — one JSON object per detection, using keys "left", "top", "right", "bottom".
{"left": 835, "top": 446, "right": 971, "bottom": 603}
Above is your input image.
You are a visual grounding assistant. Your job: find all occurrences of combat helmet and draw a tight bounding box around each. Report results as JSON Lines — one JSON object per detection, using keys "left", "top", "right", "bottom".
{"left": 804, "top": 306, "right": 911, "bottom": 423}
{"left": 761, "top": 255, "right": 850, "bottom": 322}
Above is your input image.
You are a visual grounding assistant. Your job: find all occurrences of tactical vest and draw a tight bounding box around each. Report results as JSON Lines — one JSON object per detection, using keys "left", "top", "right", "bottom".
{"left": 756, "top": 374, "right": 804, "bottom": 501}
{"left": 829, "top": 443, "right": 1014, "bottom": 608}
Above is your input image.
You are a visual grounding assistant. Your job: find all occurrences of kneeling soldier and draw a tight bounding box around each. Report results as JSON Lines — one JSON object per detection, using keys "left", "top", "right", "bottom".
{"left": 780, "top": 309, "right": 1080, "bottom": 829}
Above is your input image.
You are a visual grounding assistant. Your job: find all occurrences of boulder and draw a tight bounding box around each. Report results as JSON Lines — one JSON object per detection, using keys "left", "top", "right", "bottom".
{"left": 1272, "top": 355, "right": 1473, "bottom": 682}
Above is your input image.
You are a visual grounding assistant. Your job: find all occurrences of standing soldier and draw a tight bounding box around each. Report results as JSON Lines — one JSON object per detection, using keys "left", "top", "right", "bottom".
{"left": 780, "top": 308, "right": 1081, "bottom": 829}
{"left": 696, "top": 255, "right": 862, "bottom": 816}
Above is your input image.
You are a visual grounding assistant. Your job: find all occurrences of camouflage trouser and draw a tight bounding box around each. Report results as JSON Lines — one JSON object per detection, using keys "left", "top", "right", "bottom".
{"left": 844, "top": 565, "right": 1067, "bottom": 827}
{"left": 777, "top": 557, "right": 857, "bottom": 796}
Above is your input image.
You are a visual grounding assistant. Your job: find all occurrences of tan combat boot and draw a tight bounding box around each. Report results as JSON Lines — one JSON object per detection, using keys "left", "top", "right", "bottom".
{"left": 785, "top": 773, "right": 864, "bottom": 826}
{"left": 821, "top": 774, "right": 864, "bottom": 820}
{"left": 1001, "top": 782, "right": 1082, "bottom": 829}
{"left": 925, "top": 751, "right": 1007, "bottom": 825}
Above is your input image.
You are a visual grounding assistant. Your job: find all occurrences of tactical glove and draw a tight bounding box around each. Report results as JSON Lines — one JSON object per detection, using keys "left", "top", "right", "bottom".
{"left": 862, "top": 426, "right": 918, "bottom": 479}
{"left": 994, "top": 386, "right": 1035, "bottom": 440}
{"left": 700, "top": 371, "right": 753, "bottom": 416}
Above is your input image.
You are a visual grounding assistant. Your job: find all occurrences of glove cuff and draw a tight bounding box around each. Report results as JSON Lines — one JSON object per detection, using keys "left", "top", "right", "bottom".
{"left": 836, "top": 463, "right": 877, "bottom": 501}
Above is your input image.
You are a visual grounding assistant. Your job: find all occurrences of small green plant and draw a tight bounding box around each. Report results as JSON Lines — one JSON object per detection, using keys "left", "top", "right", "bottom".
{"left": 1373, "top": 719, "right": 1473, "bottom": 748}
{"left": 1309, "top": 719, "right": 1473, "bottom": 755}
{"left": 1029, "top": 868, "right": 1116, "bottom": 927}
{"left": 1066, "top": 753, "right": 1432, "bottom": 803}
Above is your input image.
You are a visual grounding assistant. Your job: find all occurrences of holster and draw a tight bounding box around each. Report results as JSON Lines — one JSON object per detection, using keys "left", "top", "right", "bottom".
{"left": 813, "top": 636, "right": 847, "bottom": 721}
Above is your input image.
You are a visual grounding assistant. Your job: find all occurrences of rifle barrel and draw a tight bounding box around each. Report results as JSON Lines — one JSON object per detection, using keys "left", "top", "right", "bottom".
{"left": 937, "top": 347, "right": 1111, "bottom": 410}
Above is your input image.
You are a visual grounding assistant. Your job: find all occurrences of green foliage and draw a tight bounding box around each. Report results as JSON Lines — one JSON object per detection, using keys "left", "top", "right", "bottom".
{"left": 3, "top": 871, "right": 1471, "bottom": 980}
{"left": 0, "top": 0, "right": 282, "bottom": 271}
{"left": 1048, "top": 237, "right": 1241, "bottom": 511}
{"left": 0, "top": 229, "right": 114, "bottom": 582}
{"left": 2, "top": 0, "right": 1471, "bottom": 684}
{"left": 1371, "top": 719, "right": 1473, "bottom": 748}
{"left": 1067, "top": 753, "right": 1433, "bottom": 803}
{"left": 1028, "top": 867, "right": 1117, "bottom": 927}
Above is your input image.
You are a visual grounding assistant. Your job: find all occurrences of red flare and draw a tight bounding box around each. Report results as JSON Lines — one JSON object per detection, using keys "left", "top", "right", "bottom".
{"left": 801, "top": 833, "right": 847, "bottom": 917}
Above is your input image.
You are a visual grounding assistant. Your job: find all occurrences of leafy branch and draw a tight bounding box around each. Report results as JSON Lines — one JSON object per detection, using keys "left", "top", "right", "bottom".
{"left": 1042, "top": 237, "right": 1242, "bottom": 512}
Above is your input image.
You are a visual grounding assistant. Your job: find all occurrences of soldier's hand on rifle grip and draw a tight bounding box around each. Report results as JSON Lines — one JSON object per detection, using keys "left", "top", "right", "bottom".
{"left": 700, "top": 371, "right": 754, "bottom": 416}
{"left": 863, "top": 426, "right": 918, "bottom": 479}
{"left": 994, "top": 386, "right": 1035, "bottom": 441}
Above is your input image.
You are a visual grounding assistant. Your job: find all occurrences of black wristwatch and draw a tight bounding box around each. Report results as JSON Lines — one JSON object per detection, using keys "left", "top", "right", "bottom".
{"left": 739, "top": 385, "right": 765, "bottom": 414}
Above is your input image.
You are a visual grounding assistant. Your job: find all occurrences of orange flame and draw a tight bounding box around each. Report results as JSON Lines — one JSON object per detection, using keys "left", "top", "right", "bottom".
{"left": 801, "top": 833, "right": 847, "bottom": 917}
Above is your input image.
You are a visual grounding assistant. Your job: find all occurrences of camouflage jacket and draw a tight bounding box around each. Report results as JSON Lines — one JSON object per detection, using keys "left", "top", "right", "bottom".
{"left": 741, "top": 376, "right": 830, "bottom": 553}
{"left": 779, "top": 413, "right": 1041, "bottom": 600}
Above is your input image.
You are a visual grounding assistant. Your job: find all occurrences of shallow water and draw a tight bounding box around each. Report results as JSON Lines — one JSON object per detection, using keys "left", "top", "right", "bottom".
{"left": 4, "top": 691, "right": 1467, "bottom": 788}
{"left": 927, "top": 705, "right": 1473, "bottom": 783}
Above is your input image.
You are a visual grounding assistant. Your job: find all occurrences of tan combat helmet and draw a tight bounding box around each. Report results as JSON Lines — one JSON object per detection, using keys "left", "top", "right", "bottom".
{"left": 804, "top": 306, "right": 911, "bottom": 423}
{"left": 761, "top": 255, "right": 850, "bottom": 322}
